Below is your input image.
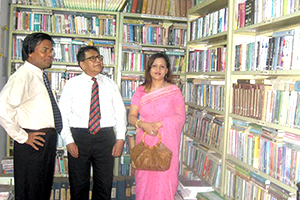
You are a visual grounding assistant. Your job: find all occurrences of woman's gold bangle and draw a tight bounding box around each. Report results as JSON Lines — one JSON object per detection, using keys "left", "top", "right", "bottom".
{"left": 135, "top": 119, "right": 141, "bottom": 129}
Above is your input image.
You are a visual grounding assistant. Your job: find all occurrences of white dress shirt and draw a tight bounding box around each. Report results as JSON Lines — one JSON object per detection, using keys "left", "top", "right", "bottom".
{"left": 59, "top": 72, "right": 127, "bottom": 145}
{"left": 0, "top": 61, "right": 54, "bottom": 144}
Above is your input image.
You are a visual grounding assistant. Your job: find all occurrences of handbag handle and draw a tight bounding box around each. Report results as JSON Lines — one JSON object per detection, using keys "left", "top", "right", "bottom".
{"left": 142, "top": 132, "right": 162, "bottom": 149}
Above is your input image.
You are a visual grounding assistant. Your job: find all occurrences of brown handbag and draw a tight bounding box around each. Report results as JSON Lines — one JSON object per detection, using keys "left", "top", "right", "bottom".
{"left": 130, "top": 132, "right": 172, "bottom": 171}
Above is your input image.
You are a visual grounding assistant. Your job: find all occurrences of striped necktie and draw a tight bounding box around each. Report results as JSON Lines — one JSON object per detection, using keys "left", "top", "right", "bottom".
{"left": 88, "top": 77, "right": 101, "bottom": 134}
{"left": 43, "top": 72, "right": 63, "bottom": 134}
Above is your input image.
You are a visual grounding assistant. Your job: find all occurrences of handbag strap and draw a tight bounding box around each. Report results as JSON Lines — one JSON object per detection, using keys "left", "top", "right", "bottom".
{"left": 142, "top": 132, "right": 162, "bottom": 149}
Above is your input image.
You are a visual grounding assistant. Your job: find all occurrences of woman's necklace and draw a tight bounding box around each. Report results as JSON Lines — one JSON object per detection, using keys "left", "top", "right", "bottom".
{"left": 151, "top": 82, "right": 167, "bottom": 91}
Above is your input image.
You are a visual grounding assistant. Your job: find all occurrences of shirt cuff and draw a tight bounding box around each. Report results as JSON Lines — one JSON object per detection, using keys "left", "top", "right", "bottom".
{"left": 64, "top": 134, "right": 75, "bottom": 146}
{"left": 14, "top": 129, "right": 29, "bottom": 144}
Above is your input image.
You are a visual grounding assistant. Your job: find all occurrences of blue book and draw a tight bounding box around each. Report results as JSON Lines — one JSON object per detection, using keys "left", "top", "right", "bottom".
{"left": 93, "top": 40, "right": 115, "bottom": 45}
{"left": 281, "top": 146, "right": 287, "bottom": 182}
{"left": 129, "top": 25, "right": 134, "bottom": 43}
{"left": 51, "top": 0, "right": 57, "bottom": 7}
{"left": 284, "top": 146, "right": 292, "bottom": 185}
{"left": 265, "top": 140, "right": 271, "bottom": 175}
{"left": 33, "top": 13, "right": 40, "bottom": 32}
{"left": 149, "top": 27, "right": 153, "bottom": 44}
{"left": 249, "top": 171, "right": 270, "bottom": 189}
{"left": 141, "top": 54, "right": 144, "bottom": 71}
{"left": 116, "top": 176, "right": 126, "bottom": 199}
{"left": 232, "top": 119, "right": 249, "bottom": 127}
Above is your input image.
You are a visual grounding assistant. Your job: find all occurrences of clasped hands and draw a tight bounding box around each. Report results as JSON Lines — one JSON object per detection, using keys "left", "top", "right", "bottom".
{"left": 139, "top": 121, "right": 162, "bottom": 136}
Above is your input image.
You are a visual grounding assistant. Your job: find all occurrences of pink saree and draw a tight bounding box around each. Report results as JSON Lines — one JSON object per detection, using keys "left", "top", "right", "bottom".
{"left": 131, "top": 84, "right": 186, "bottom": 200}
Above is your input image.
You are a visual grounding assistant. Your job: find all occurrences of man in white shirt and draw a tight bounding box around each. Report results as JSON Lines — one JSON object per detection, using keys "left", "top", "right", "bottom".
{"left": 0, "top": 33, "right": 60, "bottom": 200}
{"left": 59, "top": 46, "right": 126, "bottom": 200}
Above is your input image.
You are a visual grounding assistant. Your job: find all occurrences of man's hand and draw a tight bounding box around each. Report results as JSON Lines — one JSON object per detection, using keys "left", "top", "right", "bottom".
{"left": 25, "top": 132, "right": 46, "bottom": 150}
{"left": 112, "top": 139, "right": 125, "bottom": 157}
{"left": 66, "top": 142, "right": 79, "bottom": 158}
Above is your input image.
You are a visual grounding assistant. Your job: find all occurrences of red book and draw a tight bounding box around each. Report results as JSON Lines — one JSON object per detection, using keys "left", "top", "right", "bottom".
{"left": 131, "top": 0, "right": 139, "bottom": 13}
{"left": 238, "top": 1, "right": 246, "bottom": 28}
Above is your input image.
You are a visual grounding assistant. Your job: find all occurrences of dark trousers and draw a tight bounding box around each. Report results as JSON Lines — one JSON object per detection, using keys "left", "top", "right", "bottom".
{"left": 68, "top": 127, "right": 116, "bottom": 200}
{"left": 14, "top": 128, "right": 57, "bottom": 200}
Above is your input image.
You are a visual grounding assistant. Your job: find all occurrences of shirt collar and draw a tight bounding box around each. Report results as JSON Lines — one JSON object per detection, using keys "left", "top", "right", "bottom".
{"left": 24, "top": 61, "right": 44, "bottom": 78}
{"left": 81, "top": 72, "right": 103, "bottom": 81}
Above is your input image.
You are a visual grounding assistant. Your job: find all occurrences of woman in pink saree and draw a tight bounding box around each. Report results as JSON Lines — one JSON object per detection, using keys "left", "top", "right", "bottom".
{"left": 128, "top": 53, "right": 186, "bottom": 200}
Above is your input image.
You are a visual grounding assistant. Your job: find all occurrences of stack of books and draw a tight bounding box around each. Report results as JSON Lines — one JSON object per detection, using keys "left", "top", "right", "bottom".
{"left": 176, "top": 175, "right": 214, "bottom": 200}
{"left": 1, "top": 157, "right": 13, "bottom": 174}
{"left": 0, "top": 185, "right": 14, "bottom": 200}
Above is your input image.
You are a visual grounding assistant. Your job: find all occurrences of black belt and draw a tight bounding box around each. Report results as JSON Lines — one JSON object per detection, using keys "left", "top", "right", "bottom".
{"left": 23, "top": 128, "right": 56, "bottom": 133}
{"left": 71, "top": 127, "right": 113, "bottom": 134}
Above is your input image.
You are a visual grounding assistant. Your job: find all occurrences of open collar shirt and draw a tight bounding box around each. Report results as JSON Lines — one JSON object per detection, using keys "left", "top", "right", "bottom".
{"left": 59, "top": 72, "right": 127, "bottom": 145}
{"left": 0, "top": 61, "right": 54, "bottom": 144}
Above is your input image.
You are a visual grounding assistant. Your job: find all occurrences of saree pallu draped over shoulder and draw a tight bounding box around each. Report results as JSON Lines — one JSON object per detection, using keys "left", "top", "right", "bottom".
{"left": 134, "top": 85, "right": 186, "bottom": 200}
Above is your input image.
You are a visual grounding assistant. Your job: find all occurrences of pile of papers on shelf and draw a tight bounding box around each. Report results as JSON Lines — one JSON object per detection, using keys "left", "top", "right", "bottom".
{"left": 177, "top": 175, "right": 214, "bottom": 200}
{"left": 0, "top": 185, "right": 14, "bottom": 200}
{"left": 0, "top": 157, "right": 13, "bottom": 174}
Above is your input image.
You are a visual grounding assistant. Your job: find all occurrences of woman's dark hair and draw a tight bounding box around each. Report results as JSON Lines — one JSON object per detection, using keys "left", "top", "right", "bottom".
{"left": 143, "top": 53, "right": 172, "bottom": 91}
{"left": 22, "top": 33, "right": 53, "bottom": 61}
{"left": 77, "top": 46, "right": 100, "bottom": 66}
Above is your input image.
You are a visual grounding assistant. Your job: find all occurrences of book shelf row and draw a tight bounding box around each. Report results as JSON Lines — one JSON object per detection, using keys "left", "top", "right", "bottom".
{"left": 12, "top": 0, "right": 127, "bottom": 11}
{"left": 232, "top": 80, "right": 300, "bottom": 129}
{"left": 121, "top": 77, "right": 143, "bottom": 99}
{"left": 236, "top": 0, "right": 299, "bottom": 29}
{"left": 188, "top": 47, "right": 226, "bottom": 73}
{"left": 124, "top": 0, "right": 192, "bottom": 17}
{"left": 234, "top": 28, "right": 300, "bottom": 71}
{"left": 13, "top": 10, "right": 116, "bottom": 36}
{"left": 228, "top": 119, "right": 300, "bottom": 188}
{"left": 121, "top": 50, "right": 185, "bottom": 73}
{"left": 122, "top": 19, "right": 187, "bottom": 47}
{"left": 189, "top": 7, "right": 228, "bottom": 41}
{"left": 12, "top": 36, "right": 115, "bottom": 65}
{"left": 182, "top": 139, "right": 222, "bottom": 192}
{"left": 186, "top": 80, "right": 225, "bottom": 112}
{"left": 226, "top": 161, "right": 296, "bottom": 200}
{"left": 184, "top": 108, "right": 223, "bottom": 151}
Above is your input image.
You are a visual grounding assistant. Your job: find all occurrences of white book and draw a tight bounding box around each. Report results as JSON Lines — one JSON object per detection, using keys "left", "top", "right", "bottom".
{"left": 177, "top": 176, "right": 214, "bottom": 199}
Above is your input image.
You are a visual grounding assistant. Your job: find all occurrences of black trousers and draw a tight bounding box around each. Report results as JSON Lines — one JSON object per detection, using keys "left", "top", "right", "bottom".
{"left": 68, "top": 127, "right": 116, "bottom": 200}
{"left": 14, "top": 128, "right": 57, "bottom": 200}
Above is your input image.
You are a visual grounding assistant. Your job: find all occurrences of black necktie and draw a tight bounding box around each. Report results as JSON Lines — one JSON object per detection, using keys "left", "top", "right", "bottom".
{"left": 43, "top": 72, "right": 63, "bottom": 134}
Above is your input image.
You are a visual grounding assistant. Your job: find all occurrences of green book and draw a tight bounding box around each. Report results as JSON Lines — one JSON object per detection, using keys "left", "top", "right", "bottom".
{"left": 126, "top": 0, "right": 133, "bottom": 13}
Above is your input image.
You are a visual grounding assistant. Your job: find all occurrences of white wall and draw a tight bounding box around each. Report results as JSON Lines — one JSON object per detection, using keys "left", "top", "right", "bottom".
{"left": 0, "top": 0, "right": 11, "bottom": 166}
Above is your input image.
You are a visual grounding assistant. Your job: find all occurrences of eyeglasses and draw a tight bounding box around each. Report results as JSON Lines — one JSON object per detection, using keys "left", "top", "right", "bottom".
{"left": 41, "top": 48, "right": 55, "bottom": 57}
{"left": 83, "top": 55, "right": 103, "bottom": 62}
